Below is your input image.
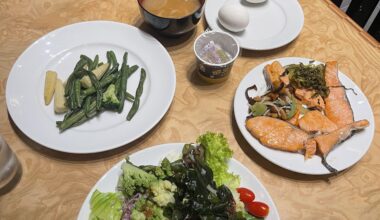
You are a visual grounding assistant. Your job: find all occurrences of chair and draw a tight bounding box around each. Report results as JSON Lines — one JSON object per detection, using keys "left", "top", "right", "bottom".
{"left": 368, "top": 7, "right": 380, "bottom": 40}
{"left": 332, "top": 0, "right": 380, "bottom": 42}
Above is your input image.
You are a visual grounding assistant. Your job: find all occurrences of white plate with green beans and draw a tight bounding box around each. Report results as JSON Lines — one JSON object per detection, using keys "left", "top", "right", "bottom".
{"left": 6, "top": 21, "right": 176, "bottom": 153}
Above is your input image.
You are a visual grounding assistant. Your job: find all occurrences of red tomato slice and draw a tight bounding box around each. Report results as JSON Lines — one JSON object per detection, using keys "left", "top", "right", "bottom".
{"left": 246, "top": 201, "right": 270, "bottom": 218}
{"left": 236, "top": 187, "right": 255, "bottom": 203}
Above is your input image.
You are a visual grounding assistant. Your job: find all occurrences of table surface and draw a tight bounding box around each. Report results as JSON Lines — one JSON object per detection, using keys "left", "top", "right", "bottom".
{"left": 1, "top": 0, "right": 379, "bottom": 219}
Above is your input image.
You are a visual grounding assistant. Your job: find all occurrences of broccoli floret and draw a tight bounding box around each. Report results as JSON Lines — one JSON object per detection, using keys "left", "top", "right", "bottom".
{"left": 102, "top": 84, "right": 120, "bottom": 109}
{"left": 119, "top": 161, "right": 157, "bottom": 197}
{"left": 150, "top": 180, "right": 177, "bottom": 207}
{"left": 130, "top": 209, "right": 145, "bottom": 220}
{"left": 131, "top": 198, "right": 167, "bottom": 220}
{"left": 138, "top": 158, "right": 173, "bottom": 180}
{"left": 160, "top": 158, "right": 173, "bottom": 177}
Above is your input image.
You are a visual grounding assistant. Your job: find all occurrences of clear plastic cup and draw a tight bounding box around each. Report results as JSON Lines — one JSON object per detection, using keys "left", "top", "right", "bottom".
{"left": 194, "top": 31, "right": 240, "bottom": 83}
{"left": 0, "top": 136, "right": 21, "bottom": 189}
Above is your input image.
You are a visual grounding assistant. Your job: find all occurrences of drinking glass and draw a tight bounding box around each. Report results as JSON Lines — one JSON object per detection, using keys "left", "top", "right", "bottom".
{"left": 0, "top": 135, "right": 21, "bottom": 189}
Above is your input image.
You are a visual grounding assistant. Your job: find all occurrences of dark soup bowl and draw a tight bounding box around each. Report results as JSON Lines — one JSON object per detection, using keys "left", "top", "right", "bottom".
{"left": 137, "top": 0, "right": 205, "bottom": 36}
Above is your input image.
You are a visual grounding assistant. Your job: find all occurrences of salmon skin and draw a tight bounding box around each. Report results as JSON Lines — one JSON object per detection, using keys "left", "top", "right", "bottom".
{"left": 299, "top": 110, "right": 338, "bottom": 134}
{"left": 246, "top": 116, "right": 315, "bottom": 158}
{"left": 324, "top": 61, "right": 354, "bottom": 127}
{"left": 314, "top": 119, "right": 369, "bottom": 157}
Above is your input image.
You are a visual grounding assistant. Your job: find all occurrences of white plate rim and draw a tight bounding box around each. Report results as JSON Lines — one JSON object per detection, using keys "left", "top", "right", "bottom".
{"left": 233, "top": 57, "right": 375, "bottom": 175}
{"left": 5, "top": 21, "right": 176, "bottom": 154}
{"left": 77, "top": 143, "right": 280, "bottom": 220}
{"left": 204, "top": 0, "right": 304, "bottom": 50}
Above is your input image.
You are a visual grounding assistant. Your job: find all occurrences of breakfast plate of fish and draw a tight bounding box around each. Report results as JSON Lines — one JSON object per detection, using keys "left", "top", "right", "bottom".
{"left": 205, "top": 0, "right": 304, "bottom": 50}
{"left": 234, "top": 57, "right": 375, "bottom": 175}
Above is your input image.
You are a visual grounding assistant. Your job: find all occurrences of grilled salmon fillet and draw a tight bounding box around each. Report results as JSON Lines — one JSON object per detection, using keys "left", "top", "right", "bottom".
{"left": 314, "top": 119, "right": 369, "bottom": 156}
{"left": 324, "top": 61, "right": 354, "bottom": 127}
{"left": 299, "top": 110, "right": 338, "bottom": 134}
{"left": 295, "top": 89, "right": 325, "bottom": 110}
{"left": 304, "top": 139, "right": 317, "bottom": 159}
{"left": 264, "top": 61, "right": 285, "bottom": 91}
{"left": 287, "top": 109, "right": 301, "bottom": 126}
{"left": 246, "top": 116, "right": 313, "bottom": 155}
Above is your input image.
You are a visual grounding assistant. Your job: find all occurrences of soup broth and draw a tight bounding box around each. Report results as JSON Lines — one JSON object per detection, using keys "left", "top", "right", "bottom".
{"left": 142, "top": 0, "right": 201, "bottom": 18}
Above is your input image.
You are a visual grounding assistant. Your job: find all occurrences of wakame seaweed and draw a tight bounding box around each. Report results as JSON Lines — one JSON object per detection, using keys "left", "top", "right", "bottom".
{"left": 286, "top": 63, "right": 329, "bottom": 98}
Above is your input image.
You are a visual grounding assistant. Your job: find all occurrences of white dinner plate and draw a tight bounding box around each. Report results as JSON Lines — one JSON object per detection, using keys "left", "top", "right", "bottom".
{"left": 77, "top": 143, "right": 280, "bottom": 219}
{"left": 6, "top": 21, "right": 176, "bottom": 153}
{"left": 205, "top": 0, "right": 304, "bottom": 50}
{"left": 234, "top": 57, "right": 375, "bottom": 175}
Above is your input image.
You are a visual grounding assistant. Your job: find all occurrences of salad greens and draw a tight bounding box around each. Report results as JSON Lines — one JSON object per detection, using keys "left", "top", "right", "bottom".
{"left": 197, "top": 132, "right": 240, "bottom": 189}
{"left": 90, "top": 190, "right": 123, "bottom": 220}
{"left": 89, "top": 132, "right": 262, "bottom": 220}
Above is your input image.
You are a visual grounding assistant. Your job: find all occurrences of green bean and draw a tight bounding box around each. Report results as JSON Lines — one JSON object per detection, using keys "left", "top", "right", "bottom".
{"left": 71, "top": 116, "right": 89, "bottom": 127}
{"left": 118, "top": 52, "right": 129, "bottom": 112}
{"left": 57, "top": 100, "right": 97, "bottom": 132}
{"left": 65, "top": 72, "right": 79, "bottom": 97}
{"left": 80, "top": 55, "right": 93, "bottom": 69}
{"left": 86, "top": 70, "right": 102, "bottom": 110}
{"left": 91, "top": 55, "right": 99, "bottom": 70}
{"left": 117, "top": 69, "right": 127, "bottom": 112}
{"left": 127, "top": 98, "right": 140, "bottom": 121}
{"left": 65, "top": 68, "right": 87, "bottom": 102}
{"left": 73, "top": 106, "right": 99, "bottom": 127}
{"left": 109, "top": 51, "right": 118, "bottom": 66}
{"left": 74, "top": 80, "right": 82, "bottom": 108}
{"left": 82, "top": 74, "right": 116, "bottom": 97}
{"left": 63, "top": 110, "right": 74, "bottom": 121}
{"left": 63, "top": 109, "right": 81, "bottom": 122}
{"left": 114, "top": 71, "right": 122, "bottom": 96}
{"left": 135, "top": 68, "right": 146, "bottom": 98}
{"left": 127, "top": 68, "right": 146, "bottom": 121}
{"left": 122, "top": 52, "right": 128, "bottom": 68}
{"left": 101, "top": 63, "right": 119, "bottom": 81}
{"left": 68, "top": 80, "right": 77, "bottom": 109}
{"left": 127, "top": 65, "right": 139, "bottom": 78}
{"left": 126, "top": 92, "right": 134, "bottom": 102}
{"left": 106, "top": 51, "right": 113, "bottom": 66}
{"left": 73, "top": 58, "right": 87, "bottom": 72}
{"left": 122, "top": 64, "right": 138, "bottom": 103}
{"left": 68, "top": 69, "right": 86, "bottom": 98}
{"left": 127, "top": 99, "right": 139, "bottom": 121}
{"left": 74, "top": 69, "right": 87, "bottom": 79}
{"left": 83, "top": 96, "right": 92, "bottom": 117}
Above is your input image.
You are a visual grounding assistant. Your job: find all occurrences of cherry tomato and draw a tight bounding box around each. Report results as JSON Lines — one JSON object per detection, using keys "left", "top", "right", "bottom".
{"left": 236, "top": 187, "right": 255, "bottom": 203}
{"left": 246, "top": 201, "right": 269, "bottom": 218}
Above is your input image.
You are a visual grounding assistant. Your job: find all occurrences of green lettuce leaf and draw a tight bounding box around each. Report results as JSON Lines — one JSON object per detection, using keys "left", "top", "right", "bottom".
{"left": 197, "top": 132, "right": 240, "bottom": 189}
{"left": 89, "top": 190, "right": 123, "bottom": 220}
